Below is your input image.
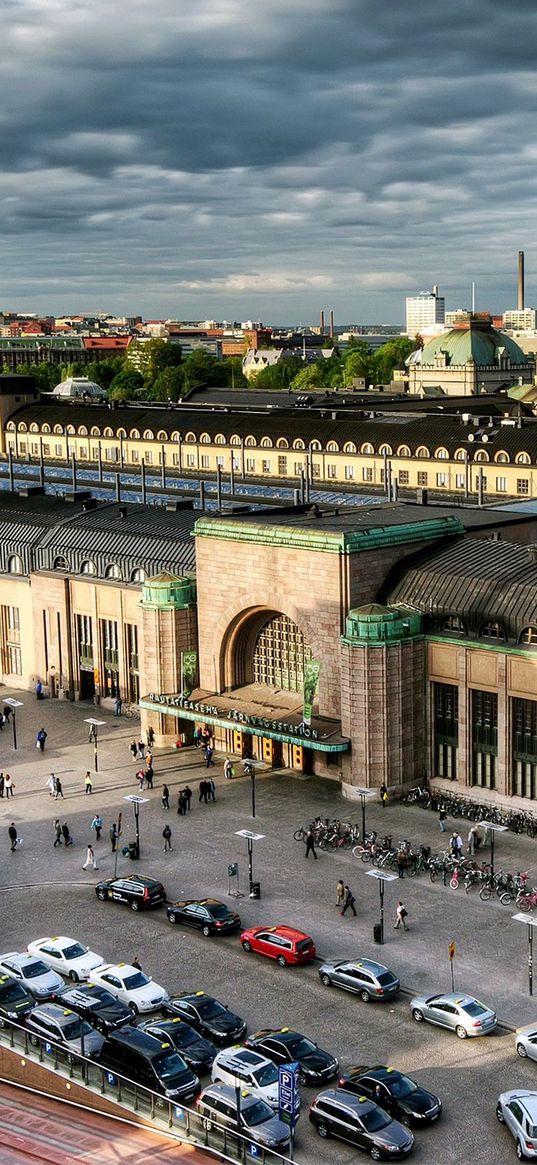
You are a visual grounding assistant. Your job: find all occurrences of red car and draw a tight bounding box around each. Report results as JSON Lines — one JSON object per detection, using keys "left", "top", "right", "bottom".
{"left": 240, "top": 925, "right": 316, "bottom": 967}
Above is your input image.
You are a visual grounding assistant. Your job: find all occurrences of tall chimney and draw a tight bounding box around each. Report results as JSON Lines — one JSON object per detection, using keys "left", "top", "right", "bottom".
{"left": 329, "top": 310, "right": 334, "bottom": 338}
{"left": 319, "top": 309, "right": 325, "bottom": 335}
{"left": 518, "top": 250, "right": 525, "bottom": 311}
{"left": 432, "top": 284, "right": 439, "bottom": 297}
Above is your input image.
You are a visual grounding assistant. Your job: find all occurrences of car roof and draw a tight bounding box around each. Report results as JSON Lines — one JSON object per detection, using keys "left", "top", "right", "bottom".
{"left": 218, "top": 1047, "right": 269, "bottom": 1066}
{"left": 252, "top": 926, "right": 310, "bottom": 939}
{"left": 344, "top": 959, "right": 389, "bottom": 974}
{"left": 107, "top": 1026, "right": 171, "bottom": 1054}
{"left": 203, "top": 1083, "right": 258, "bottom": 1108}
{"left": 98, "top": 963, "right": 139, "bottom": 976}
{"left": 1, "top": 952, "right": 43, "bottom": 966}
{"left": 174, "top": 898, "right": 226, "bottom": 908}
{"left": 177, "top": 992, "right": 217, "bottom": 1004}
{"left": 32, "top": 936, "right": 74, "bottom": 946}
{"left": 31, "top": 1003, "right": 79, "bottom": 1021}
{"left": 516, "top": 1025, "right": 537, "bottom": 1038}
{"left": 315, "top": 1089, "right": 376, "bottom": 1113}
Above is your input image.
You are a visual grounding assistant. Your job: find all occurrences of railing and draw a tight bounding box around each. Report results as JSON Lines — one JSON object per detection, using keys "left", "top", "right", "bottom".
{"left": 0, "top": 1018, "right": 297, "bottom": 1165}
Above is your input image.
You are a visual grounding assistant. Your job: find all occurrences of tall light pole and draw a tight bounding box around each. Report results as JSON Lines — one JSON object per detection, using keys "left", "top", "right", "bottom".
{"left": 124, "top": 794, "right": 149, "bottom": 860}
{"left": 512, "top": 913, "right": 537, "bottom": 996}
{"left": 477, "top": 820, "right": 508, "bottom": 879}
{"left": 4, "top": 698, "right": 23, "bottom": 751}
{"left": 366, "top": 869, "right": 398, "bottom": 945}
{"left": 236, "top": 829, "right": 265, "bottom": 898}
{"left": 84, "top": 718, "right": 106, "bottom": 772}
{"left": 355, "top": 787, "right": 374, "bottom": 844}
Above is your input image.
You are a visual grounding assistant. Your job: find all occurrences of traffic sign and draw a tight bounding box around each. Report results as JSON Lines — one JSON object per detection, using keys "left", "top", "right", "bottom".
{"left": 236, "top": 829, "right": 265, "bottom": 841}
{"left": 278, "top": 1061, "right": 300, "bottom": 1128}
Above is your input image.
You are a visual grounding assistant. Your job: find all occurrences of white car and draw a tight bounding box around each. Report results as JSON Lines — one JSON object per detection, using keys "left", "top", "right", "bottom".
{"left": 88, "top": 963, "right": 169, "bottom": 1014}
{"left": 516, "top": 1023, "right": 537, "bottom": 1062}
{"left": 27, "top": 937, "right": 104, "bottom": 982}
{"left": 211, "top": 1045, "right": 281, "bottom": 1108}
{"left": 0, "top": 951, "right": 64, "bottom": 999}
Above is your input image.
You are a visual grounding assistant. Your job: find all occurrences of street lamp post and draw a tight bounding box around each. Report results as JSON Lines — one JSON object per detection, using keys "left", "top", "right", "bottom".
{"left": 354, "top": 787, "right": 374, "bottom": 844}
{"left": 243, "top": 759, "right": 263, "bottom": 819}
{"left": 366, "top": 869, "right": 398, "bottom": 945}
{"left": 4, "top": 698, "right": 23, "bottom": 751}
{"left": 512, "top": 913, "right": 537, "bottom": 996}
{"left": 236, "top": 829, "right": 265, "bottom": 897}
{"left": 477, "top": 820, "right": 508, "bottom": 880}
{"left": 84, "top": 718, "right": 106, "bottom": 773}
{"left": 124, "top": 795, "right": 149, "bottom": 860}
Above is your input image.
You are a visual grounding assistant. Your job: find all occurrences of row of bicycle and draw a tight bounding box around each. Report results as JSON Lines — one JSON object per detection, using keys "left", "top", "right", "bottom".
{"left": 293, "top": 818, "right": 362, "bottom": 849}
{"left": 403, "top": 785, "right": 537, "bottom": 837}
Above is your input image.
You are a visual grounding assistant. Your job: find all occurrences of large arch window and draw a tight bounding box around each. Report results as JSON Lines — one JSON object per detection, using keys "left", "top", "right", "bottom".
{"left": 105, "top": 563, "right": 121, "bottom": 580}
{"left": 80, "top": 560, "right": 96, "bottom": 575}
{"left": 253, "top": 613, "right": 312, "bottom": 693}
{"left": 344, "top": 441, "right": 357, "bottom": 454}
{"left": 29, "top": 423, "right": 39, "bottom": 433}
{"left": 90, "top": 426, "right": 101, "bottom": 437}
{"left": 103, "top": 427, "right": 114, "bottom": 438}
{"left": 215, "top": 434, "right": 226, "bottom": 445}
{"left": 245, "top": 436, "right": 257, "bottom": 447}
{"left": 454, "top": 448, "right": 467, "bottom": 461}
{"left": 8, "top": 555, "right": 23, "bottom": 574}
{"left": 474, "top": 449, "right": 489, "bottom": 463}
{"left": 326, "top": 441, "right": 339, "bottom": 453}
{"left": 143, "top": 429, "right": 155, "bottom": 440}
{"left": 435, "top": 447, "right": 449, "bottom": 460}
{"left": 230, "top": 435, "right": 241, "bottom": 446}
{"left": 293, "top": 439, "right": 305, "bottom": 451}
{"left": 416, "top": 446, "right": 429, "bottom": 459}
{"left": 53, "top": 556, "right": 69, "bottom": 571}
{"left": 276, "top": 438, "right": 289, "bottom": 450}
{"left": 130, "top": 567, "right": 146, "bottom": 583}
{"left": 157, "top": 430, "right": 167, "bottom": 442}
{"left": 494, "top": 451, "right": 509, "bottom": 464}
{"left": 185, "top": 432, "right": 196, "bottom": 443}
{"left": 379, "top": 443, "right": 393, "bottom": 456}
{"left": 309, "top": 440, "right": 321, "bottom": 452}
{"left": 200, "top": 433, "right": 211, "bottom": 444}
{"left": 260, "top": 437, "right": 273, "bottom": 448}
{"left": 516, "top": 452, "right": 531, "bottom": 466}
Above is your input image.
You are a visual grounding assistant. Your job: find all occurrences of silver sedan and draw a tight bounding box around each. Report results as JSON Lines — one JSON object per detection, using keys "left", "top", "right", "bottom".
{"left": 0, "top": 951, "right": 64, "bottom": 999}
{"left": 410, "top": 991, "right": 496, "bottom": 1039}
{"left": 515, "top": 1024, "right": 537, "bottom": 1061}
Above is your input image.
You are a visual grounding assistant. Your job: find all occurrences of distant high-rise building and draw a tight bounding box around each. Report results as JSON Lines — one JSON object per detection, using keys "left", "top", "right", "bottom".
{"left": 503, "top": 308, "right": 537, "bottom": 331}
{"left": 406, "top": 286, "right": 445, "bottom": 337}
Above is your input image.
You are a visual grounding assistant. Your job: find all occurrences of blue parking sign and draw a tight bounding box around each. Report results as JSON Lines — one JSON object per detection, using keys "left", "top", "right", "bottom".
{"left": 247, "top": 1144, "right": 262, "bottom": 1159}
{"left": 278, "top": 1062, "right": 300, "bottom": 1128}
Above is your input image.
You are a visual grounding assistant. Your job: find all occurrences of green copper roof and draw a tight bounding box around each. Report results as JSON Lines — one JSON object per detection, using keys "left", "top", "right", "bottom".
{"left": 141, "top": 573, "right": 196, "bottom": 609}
{"left": 195, "top": 514, "right": 464, "bottom": 554}
{"left": 342, "top": 604, "right": 422, "bottom": 644}
{"left": 418, "top": 320, "right": 528, "bottom": 368}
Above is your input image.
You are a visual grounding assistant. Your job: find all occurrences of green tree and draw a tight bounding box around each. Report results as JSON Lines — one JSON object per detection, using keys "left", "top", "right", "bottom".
{"left": 372, "top": 337, "right": 414, "bottom": 384}
{"left": 108, "top": 368, "right": 144, "bottom": 400}
{"left": 86, "top": 357, "right": 125, "bottom": 390}
{"left": 221, "top": 356, "right": 248, "bottom": 388}
{"left": 148, "top": 365, "right": 186, "bottom": 402}
{"left": 342, "top": 342, "right": 373, "bottom": 385}
{"left": 250, "top": 357, "right": 303, "bottom": 391}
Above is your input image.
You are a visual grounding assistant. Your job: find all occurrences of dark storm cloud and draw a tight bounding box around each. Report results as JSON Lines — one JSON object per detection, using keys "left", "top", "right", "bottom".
{"left": 1, "top": 0, "right": 537, "bottom": 317}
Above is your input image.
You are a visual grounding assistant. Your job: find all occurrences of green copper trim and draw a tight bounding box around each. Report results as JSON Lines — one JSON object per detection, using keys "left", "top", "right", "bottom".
{"left": 141, "top": 573, "right": 196, "bottom": 610}
{"left": 195, "top": 515, "right": 464, "bottom": 555}
{"left": 429, "top": 634, "right": 537, "bottom": 659}
{"left": 342, "top": 603, "right": 422, "bottom": 644}
{"left": 139, "top": 698, "right": 350, "bottom": 752}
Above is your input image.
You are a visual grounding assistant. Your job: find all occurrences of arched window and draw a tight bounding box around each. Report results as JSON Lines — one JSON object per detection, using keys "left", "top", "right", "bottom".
{"left": 130, "top": 567, "right": 146, "bottom": 583}
{"left": 131, "top": 428, "right": 140, "bottom": 439}
{"left": 276, "top": 438, "right": 289, "bottom": 450}
{"left": 18, "top": 423, "right": 27, "bottom": 433}
{"left": 245, "top": 436, "right": 257, "bottom": 447}
{"left": 6, "top": 422, "right": 15, "bottom": 432}
{"left": 78, "top": 425, "right": 88, "bottom": 437}
{"left": 230, "top": 434, "right": 241, "bottom": 446}
{"left": 80, "top": 560, "right": 96, "bottom": 575}
{"left": 479, "top": 620, "right": 505, "bottom": 641}
{"left": 436, "top": 447, "right": 449, "bottom": 460}
{"left": 185, "top": 432, "right": 196, "bottom": 444}
{"left": 516, "top": 452, "right": 531, "bottom": 465}
{"left": 474, "top": 449, "right": 489, "bottom": 463}
{"left": 293, "top": 439, "right": 305, "bottom": 451}
{"left": 171, "top": 431, "right": 181, "bottom": 443}
{"left": 343, "top": 441, "right": 356, "bottom": 454}
{"left": 442, "top": 615, "right": 466, "bottom": 634}
{"left": 494, "top": 451, "right": 509, "bottom": 464}
{"left": 103, "top": 427, "right": 113, "bottom": 438}
{"left": 200, "top": 433, "right": 211, "bottom": 444}
{"left": 361, "top": 442, "right": 374, "bottom": 455}
{"left": 454, "top": 448, "right": 467, "bottom": 461}
{"left": 8, "top": 555, "right": 23, "bottom": 574}
{"left": 379, "top": 443, "right": 393, "bottom": 456}
{"left": 326, "top": 441, "right": 339, "bottom": 453}
{"left": 520, "top": 627, "right": 537, "bottom": 646}
{"left": 397, "top": 445, "right": 410, "bottom": 458}
{"left": 90, "top": 426, "right": 101, "bottom": 437}
{"left": 117, "top": 427, "right": 127, "bottom": 439}
{"left": 143, "top": 429, "right": 154, "bottom": 441}
{"left": 215, "top": 434, "right": 226, "bottom": 445}
{"left": 253, "top": 613, "right": 312, "bottom": 693}
{"left": 309, "top": 440, "right": 321, "bottom": 452}
{"left": 105, "top": 563, "right": 121, "bottom": 580}
{"left": 42, "top": 423, "right": 51, "bottom": 435}
{"left": 53, "top": 556, "right": 69, "bottom": 572}
{"left": 416, "top": 446, "right": 430, "bottom": 459}
{"left": 66, "top": 424, "right": 75, "bottom": 435}
{"left": 54, "top": 425, "right": 64, "bottom": 435}
{"left": 29, "top": 423, "right": 39, "bottom": 433}
{"left": 260, "top": 437, "right": 273, "bottom": 448}
{"left": 157, "top": 430, "right": 167, "bottom": 442}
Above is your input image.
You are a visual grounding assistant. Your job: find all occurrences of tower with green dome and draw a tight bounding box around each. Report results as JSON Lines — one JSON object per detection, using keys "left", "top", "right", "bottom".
{"left": 407, "top": 313, "right": 533, "bottom": 397}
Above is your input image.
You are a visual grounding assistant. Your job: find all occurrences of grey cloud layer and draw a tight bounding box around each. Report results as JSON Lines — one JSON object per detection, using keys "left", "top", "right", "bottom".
{"left": 1, "top": 0, "right": 536, "bottom": 317}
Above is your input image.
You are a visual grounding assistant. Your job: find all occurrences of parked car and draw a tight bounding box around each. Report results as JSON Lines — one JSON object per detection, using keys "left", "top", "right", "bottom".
{"left": 497, "top": 1089, "right": 537, "bottom": 1160}
{"left": 197, "top": 1083, "right": 290, "bottom": 1152}
{"left": 97, "top": 1025, "right": 200, "bottom": 1104}
{"left": 410, "top": 992, "right": 496, "bottom": 1039}
{"left": 140, "top": 1017, "right": 216, "bottom": 1073}
{"left": 319, "top": 958, "right": 400, "bottom": 1003}
{"left": 88, "top": 963, "right": 168, "bottom": 1014}
{"left": 55, "top": 983, "right": 133, "bottom": 1036}
{"left": 27, "top": 937, "right": 104, "bottom": 981}
{"left": 0, "top": 973, "right": 35, "bottom": 1026}
{"left": 212, "top": 1045, "right": 281, "bottom": 1108}
{"left": 0, "top": 952, "right": 64, "bottom": 1000}
{"left": 516, "top": 1024, "right": 537, "bottom": 1062}
{"left": 309, "top": 1088, "right": 414, "bottom": 1158}
{"left": 245, "top": 1028, "right": 338, "bottom": 1085}
{"left": 162, "top": 992, "right": 246, "bottom": 1046}
{"left": 338, "top": 1065, "right": 442, "bottom": 1125}
{"left": 94, "top": 874, "right": 166, "bottom": 911}
{"left": 240, "top": 925, "right": 316, "bottom": 967}
{"left": 166, "top": 899, "right": 241, "bottom": 936}
{"left": 25, "top": 1002, "right": 104, "bottom": 1060}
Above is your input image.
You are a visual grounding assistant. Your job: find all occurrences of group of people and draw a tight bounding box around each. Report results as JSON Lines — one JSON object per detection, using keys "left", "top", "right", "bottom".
{"left": 194, "top": 726, "right": 216, "bottom": 768}
{"left": 176, "top": 785, "right": 193, "bottom": 814}
{"left": 199, "top": 778, "right": 216, "bottom": 804}
{"left": 46, "top": 773, "right": 64, "bottom": 798}
{"left": 53, "top": 819, "right": 73, "bottom": 847}
{"left": 0, "top": 773, "right": 14, "bottom": 798}
{"left": 335, "top": 879, "right": 409, "bottom": 929}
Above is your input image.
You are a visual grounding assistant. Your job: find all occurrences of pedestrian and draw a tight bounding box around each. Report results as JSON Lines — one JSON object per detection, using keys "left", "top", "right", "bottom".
{"left": 145, "top": 750, "right": 153, "bottom": 769}
{"left": 35, "top": 679, "right": 43, "bottom": 700}
{"left": 46, "top": 773, "right": 55, "bottom": 796}
{"left": 114, "top": 695, "right": 122, "bottom": 717}
{"left": 55, "top": 776, "right": 64, "bottom": 799}
{"left": 224, "top": 757, "right": 233, "bottom": 780}
{"left": 380, "top": 783, "right": 388, "bottom": 808}
{"left": 396, "top": 846, "right": 407, "bottom": 878}
{"left": 110, "top": 823, "right": 118, "bottom": 852}
{"left": 177, "top": 789, "right": 186, "bottom": 816}
{"left": 132, "top": 956, "right": 142, "bottom": 971}
{"left": 184, "top": 785, "right": 192, "bottom": 811}
{"left": 147, "top": 726, "right": 155, "bottom": 748}
{"left": 304, "top": 827, "right": 317, "bottom": 859}
{"left": 162, "top": 824, "right": 172, "bottom": 852}
{"left": 0, "top": 773, "right": 4, "bottom": 798}
{"left": 207, "top": 777, "right": 216, "bottom": 801}
{"left": 84, "top": 771, "right": 93, "bottom": 795}
{"left": 199, "top": 779, "right": 208, "bottom": 803}
{"left": 205, "top": 745, "right": 214, "bottom": 768}
{"left": 450, "top": 831, "right": 463, "bottom": 859}
{"left": 481, "top": 822, "right": 491, "bottom": 847}
{"left": 341, "top": 885, "right": 357, "bottom": 917}
{"left": 137, "top": 740, "right": 145, "bottom": 760}
{"left": 53, "top": 818, "right": 62, "bottom": 847}
{"left": 162, "top": 784, "right": 170, "bottom": 810}
{"left": 468, "top": 825, "right": 479, "bottom": 857}
{"left": 336, "top": 879, "right": 345, "bottom": 907}
{"left": 129, "top": 740, "right": 138, "bottom": 762}
{"left": 136, "top": 769, "right": 145, "bottom": 791}
{"left": 145, "top": 765, "right": 154, "bottom": 789}
{"left": 194, "top": 727, "right": 202, "bottom": 749}
{"left": 4, "top": 773, "right": 14, "bottom": 798}
{"left": 91, "top": 813, "right": 103, "bottom": 841}
{"left": 61, "top": 823, "right": 73, "bottom": 846}
{"left": 439, "top": 806, "right": 447, "bottom": 832}
{"left": 394, "top": 901, "right": 409, "bottom": 931}
{"left": 8, "top": 822, "right": 18, "bottom": 852}
{"left": 82, "top": 844, "right": 98, "bottom": 870}
{"left": 36, "top": 727, "right": 47, "bottom": 752}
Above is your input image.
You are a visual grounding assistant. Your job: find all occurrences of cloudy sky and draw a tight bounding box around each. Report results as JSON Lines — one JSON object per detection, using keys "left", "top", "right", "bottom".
{"left": 2, "top": 0, "right": 537, "bottom": 323}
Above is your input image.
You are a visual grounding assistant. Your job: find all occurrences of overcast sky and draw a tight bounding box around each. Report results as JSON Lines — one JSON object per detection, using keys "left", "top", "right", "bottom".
{"left": 2, "top": 0, "right": 537, "bottom": 323}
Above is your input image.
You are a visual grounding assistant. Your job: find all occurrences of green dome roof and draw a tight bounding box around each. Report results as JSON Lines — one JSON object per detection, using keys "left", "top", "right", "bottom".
{"left": 415, "top": 317, "right": 529, "bottom": 368}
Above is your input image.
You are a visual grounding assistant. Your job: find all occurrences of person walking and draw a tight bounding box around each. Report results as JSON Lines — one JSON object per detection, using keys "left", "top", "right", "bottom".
{"left": 114, "top": 695, "right": 122, "bottom": 717}
{"left": 46, "top": 774, "right": 55, "bottom": 797}
{"left": 199, "top": 779, "right": 208, "bottom": 804}
{"left": 84, "top": 771, "right": 93, "bottom": 795}
{"left": 177, "top": 789, "right": 187, "bottom": 816}
{"left": 36, "top": 728, "right": 47, "bottom": 752}
{"left": 162, "top": 824, "right": 172, "bottom": 852}
{"left": 205, "top": 745, "right": 214, "bottom": 768}
{"left": 161, "top": 784, "right": 170, "bottom": 810}
{"left": 439, "top": 806, "right": 447, "bottom": 832}
{"left": 468, "top": 825, "right": 479, "bottom": 857}
{"left": 53, "top": 819, "right": 62, "bottom": 847}
{"left": 82, "top": 844, "right": 98, "bottom": 870}
{"left": 110, "top": 823, "right": 118, "bottom": 852}
{"left": 137, "top": 740, "right": 145, "bottom": 760}
{"left": 147, "top": 726, "right": 155, "bottom": 749}
{"left": 380, "top": 783, "right": 388, "bottom": 808}
{"left": 341, "top": 885, "right": 357, "bottom": 917}
{"left": 396, "top": 846, "right": 407, "bottom": 878}
{"left": 145, "top": 765, "right": 154, "bottom": 789}
{"left": 450, "top": 831, "right": 463, "bottom": 860}
{"left": 224, "top": 757, "right": 233, "bottom": 780}
{"left": 35, "top": 679, "right": 43, "bottom": 700}
{"left": 184, "top": 785, "right": 192, "bottom": 811}
{"left": 61, "top": 822, "right": 73, "bottom": 846}
{"left": 207, "top": 778, "right": 216, "bottom": 802}
{"left": 394, "top": 901, "right": 409, "bottom": 931}
{"left": 55, "top": 776, "right": 64, "bottom": 799}
{"left": 336, "top": 879, "right": 345, "bottom": 908}
{"left": 0, "top": 773, "right": 4, "bottom": 799}
{"left": 132, "top": 957, "right": 142, "bottom": 971}
{"left": 4, "top": 773, "right": 14, "bottom": 798}
{"left": 136, "top": 769, "right": 145, "bottom": 791}
{"left": 129, "top": 740, "right": 138, "bottom": 762}
{"left": 8, "top": 822, "right": 18, "bottom": 852}
{"left": 145, "top": 750, "right": 153, "bottom": 769}
{"left": 91, "top": 813, "right": 103, "bottom": 841}
{"left": 304, "top": 827, "right": 317, "bottom": 859}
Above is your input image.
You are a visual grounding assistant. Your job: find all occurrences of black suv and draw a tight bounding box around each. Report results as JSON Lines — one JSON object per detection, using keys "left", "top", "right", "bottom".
{"left": 140, "top": 1017, "right": 216, "bottom": 1072}
{"left": 56, "top": 983, "right": 133, "bottom": 1036}
{"left": 0, "top": 973, "right": 35, "bottom": 1026}
{"left": 166, "top": 899, "right": 241, "bottom": 936}
{"left": 338, "top": 1065, "right": 442, "bottom": 1126}
{"left": 245, "top": 1028, "right": 338, "bottom": 1085}
{"left": 309, "top": 1089, "right": 414, "bottom": 1158}
{"left": 96, "top": 1025, "right": 200, "bottom": 1104}
{"left": 162, "top": 992, "right": 246, "bottom": 1046}
{"left": 95, "top": 875, "right": 166, "bottom": 911}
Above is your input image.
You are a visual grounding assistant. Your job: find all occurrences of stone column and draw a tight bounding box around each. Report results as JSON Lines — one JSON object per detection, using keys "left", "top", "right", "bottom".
{"left": 139, "top": 573, "right": 197, "bottom": 745}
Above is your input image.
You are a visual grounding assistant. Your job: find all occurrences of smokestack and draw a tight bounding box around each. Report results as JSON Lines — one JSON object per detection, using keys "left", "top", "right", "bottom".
{"left": 518, "top": 250, "right": 525, "bottom": 311}
{"left": 432, "top": 285, "right": 439, "bottom": 297}
{"left": 319, "top": 310, "right": 325, "bottom": 335}
{"left": 329, "top": 310, "right": 334, "bottom": 338}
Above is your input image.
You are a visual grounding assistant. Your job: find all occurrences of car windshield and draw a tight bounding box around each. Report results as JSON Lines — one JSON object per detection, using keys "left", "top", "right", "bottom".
{"left": 153, "top": 1051, "right": 190, "bottom": 1083}
{"left": 24, "top": 960, "right": 48, "bottom": 979}
{"left": 196, "top": 999, "right": 225, "bottom": 1020}
{"left": 123, "top": 972, "right": 150, "bottom": 990}
{"left": 461, "top": 1001, "right": 487, "bottom": 1017}
{"left": 286, "top": 1036, "right": 316, "bottom": 1057}
{"left": 386, "top": 1074, "right": 416, "bottom": 1099}
{"left": 62, "top": 943, "right": 87, "bottom": 960}
{"left": 0, "top": 981, "right": 25, "bottom": 1003}
{"left": 170, "top": 1027, "right": 197, "bottom": 1047}
{"left": 361, "top": 1108, "right": 391, "bottom": 1132}
{"left": 377, "top": 972, "right": 395, "bottom": 986}
{"left": 253, "top": 1063, "right": 278, "bottom": 1087}
{"left": 63, "top": 1018, "right": 92, "bottom": 1040}
{"left": 242, "top": 1099, "right": 274, "bottom": 1127}
{"left": 208, "top": 905, "right": 231, "bottom": 920}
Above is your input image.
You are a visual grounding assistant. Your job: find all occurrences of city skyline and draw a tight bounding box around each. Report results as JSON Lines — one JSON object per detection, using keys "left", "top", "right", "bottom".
{"left": 2, "top": 0, "right": 537, "bottom": 319}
